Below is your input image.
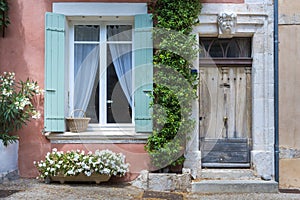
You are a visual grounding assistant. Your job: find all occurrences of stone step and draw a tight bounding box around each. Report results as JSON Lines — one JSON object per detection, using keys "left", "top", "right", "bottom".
{"left": 200, "top": 169, "right": 260, "bottom": 180}
{"left": 191, "top": 180, "right": 278, "bottom": 193}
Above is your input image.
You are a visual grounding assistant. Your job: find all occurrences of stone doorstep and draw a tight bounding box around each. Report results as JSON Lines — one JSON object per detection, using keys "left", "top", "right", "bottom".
{"left": 200, "top": 169, "right": 261, "bottom": 180}
{"left": 191, "top": 180, "right": 279, "bottom": 193}
{"left": 193, "top": 169, "right": 278, "bottom": 193}
{"left": 131, "top": 168, "right": 279, "bottom": 193}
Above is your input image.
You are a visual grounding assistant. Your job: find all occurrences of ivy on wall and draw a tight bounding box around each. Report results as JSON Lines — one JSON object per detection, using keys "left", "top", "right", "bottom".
{"left": 0, "top": 0, "right": 9, "bottom": 37}
{"left": 145, "top": 0, "right": 202, "bottom": 170}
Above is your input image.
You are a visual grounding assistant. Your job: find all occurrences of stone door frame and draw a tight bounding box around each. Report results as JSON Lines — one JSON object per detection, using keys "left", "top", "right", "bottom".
{"left": 184, "top": 1, "right": 275, "bottom": 179}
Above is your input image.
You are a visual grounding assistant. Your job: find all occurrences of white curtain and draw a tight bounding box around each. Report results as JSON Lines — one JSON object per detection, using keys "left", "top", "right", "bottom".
{"left": 74, "top": 45, "right": 99, "bottom": 117}
{"left": 107, "top": 26, "right": 132, "bottom": 107}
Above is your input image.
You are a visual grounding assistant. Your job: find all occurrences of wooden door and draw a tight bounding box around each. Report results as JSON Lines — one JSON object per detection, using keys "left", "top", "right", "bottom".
{"left": 199, "top": 65, "right": 252, "bottom": 167}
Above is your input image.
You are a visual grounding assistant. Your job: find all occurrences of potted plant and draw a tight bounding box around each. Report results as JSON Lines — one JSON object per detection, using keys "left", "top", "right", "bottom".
{"left": 34, "top": 149, "right": 130, "bottom": 184}
{"left": 0, "top": 72, "right": 42, "bottom": 176}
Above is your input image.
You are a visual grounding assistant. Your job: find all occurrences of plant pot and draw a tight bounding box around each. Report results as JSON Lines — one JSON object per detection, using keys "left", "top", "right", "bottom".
{"left": 46, "top": 173, "right": 111, "bottom": 184}
{"left": 0, "top": 140, "right": 18, "bottom": 175}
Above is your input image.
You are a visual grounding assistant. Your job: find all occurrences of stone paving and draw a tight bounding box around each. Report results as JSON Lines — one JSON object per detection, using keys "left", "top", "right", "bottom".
{"left": 1, "top": 178, "right": 300, "bottom": 200}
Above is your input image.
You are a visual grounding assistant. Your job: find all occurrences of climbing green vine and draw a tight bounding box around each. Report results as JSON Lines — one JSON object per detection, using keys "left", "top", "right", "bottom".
{"left": 0, "top": 0, "right": 9, "bottom": 37}
{"left": 145, "top": 0, "right": 202, "bottom": 170}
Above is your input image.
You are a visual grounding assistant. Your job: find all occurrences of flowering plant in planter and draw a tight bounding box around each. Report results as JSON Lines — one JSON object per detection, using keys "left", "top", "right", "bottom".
{"left": 34, "top": 149, "right": 130, "bottom": 180}
{"left": 0, "top": 72, "right": 42, "bottom": 146}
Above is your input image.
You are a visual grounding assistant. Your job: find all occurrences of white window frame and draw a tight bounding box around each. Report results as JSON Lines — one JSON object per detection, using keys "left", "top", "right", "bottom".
{"left": 69, "top": 20, "right": 134, "bottom": 128}
{"left": 47, "top": 3, "right": 149, "bottom": 143}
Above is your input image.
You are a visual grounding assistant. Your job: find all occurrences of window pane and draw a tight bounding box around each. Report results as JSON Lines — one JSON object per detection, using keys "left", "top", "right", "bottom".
{"left": 74, "top": 44, "right": 98, "bottom": 78}
{"left": 209, "top": 40, "right": 225, "bottom": 57}
{"left": 199, "top": 40, "right": 211, "bottom": 57}
{"left": 199, "top": 38, "right": 251, "bottom": 58}
{"left": 75, "top": 25, "right": 100, "bottom": 41}
{"left": 73, "top": 44, "right": 99, "bottom": 120}
{"left": 237, "top": 38, "right": 251, "bottom": 57}
{"left": 107, "top": 25, "right": 132, "bottom": 41}
{"left": 107, "top": 44, "right": 132, "bottom": 123}
{"left": 226, "top": 40, "right": 240, "bottom": 57}
{"left": 86, "top": 68, "right": 100, "bottom": 123}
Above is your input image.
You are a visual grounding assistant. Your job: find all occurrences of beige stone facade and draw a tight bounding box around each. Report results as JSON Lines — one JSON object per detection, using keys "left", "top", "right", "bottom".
{"left": 186, "top": 0, "right": 275, "bottom": 179}
{"left": 279, "top": 0, "right": 300, "bottom": 189}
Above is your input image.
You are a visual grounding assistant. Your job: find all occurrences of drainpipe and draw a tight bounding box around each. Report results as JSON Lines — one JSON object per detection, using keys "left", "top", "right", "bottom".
{"left": 274, "top": 0, "right": 279, "bottom": 183}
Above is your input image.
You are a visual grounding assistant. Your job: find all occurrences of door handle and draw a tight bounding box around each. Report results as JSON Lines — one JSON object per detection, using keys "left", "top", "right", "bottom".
{"left": 107, "top": 100, "right": 114, "bottom": 104}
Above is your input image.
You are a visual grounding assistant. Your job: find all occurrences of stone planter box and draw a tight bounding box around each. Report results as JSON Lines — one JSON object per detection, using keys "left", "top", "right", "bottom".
{"left": 46, "top": 173, "right": 111, "bottom": 184}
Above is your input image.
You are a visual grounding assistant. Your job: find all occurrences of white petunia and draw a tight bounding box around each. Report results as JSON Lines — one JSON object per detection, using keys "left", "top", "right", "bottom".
{"left": 84, "top": 171, "right": 92, "bottom": 177}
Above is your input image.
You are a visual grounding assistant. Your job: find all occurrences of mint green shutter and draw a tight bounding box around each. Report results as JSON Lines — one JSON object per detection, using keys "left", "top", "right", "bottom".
{"left": 134, "top": 14, "right": 153, "bottom": 133}
{"left": 44, "top": 12, "right": 65, "bottom": 132}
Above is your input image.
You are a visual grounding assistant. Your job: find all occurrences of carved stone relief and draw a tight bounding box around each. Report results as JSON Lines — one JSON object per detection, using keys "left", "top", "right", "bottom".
{"left": 217, "top": 12, "right": 237, "bottom": 38}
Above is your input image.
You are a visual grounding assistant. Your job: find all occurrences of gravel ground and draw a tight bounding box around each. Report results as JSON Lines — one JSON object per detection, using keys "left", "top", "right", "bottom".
{"left": 0, "top": 179, "right": 144, "bottom": 200}
{"left": 1, "top": 178, "right": 300, "bottom": 200}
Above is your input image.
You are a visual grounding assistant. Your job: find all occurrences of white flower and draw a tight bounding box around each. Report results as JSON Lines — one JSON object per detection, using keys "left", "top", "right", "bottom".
{"left": 44, "top": 172, "right": 48, "bottom": 176}
{"left": 2, "top": 88, "right": 12, "bottom": 96}
{"left": 67, "top": 170, "right": 74, "bottom": 175}
{"left": 103, "top": 168, "right": 110, "bottom": 174}
{"left": 32, "top": 110, "right": 41, "bottom": 119}
{"left": 84, "top": 171, "right": 92, "bottom": 177}
{"left": 34, "top": 149, "right": 129, "bottom": 180}
{"left": 36, "top": 89, "right": 44, "bottom": 95}
{"left": 74, "top": 154, "right": 79, "bottom": 161}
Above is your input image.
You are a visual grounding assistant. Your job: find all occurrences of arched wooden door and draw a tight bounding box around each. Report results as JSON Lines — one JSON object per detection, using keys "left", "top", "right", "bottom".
{"left": 199, "top": 38, "right": 252, "bottom": 167}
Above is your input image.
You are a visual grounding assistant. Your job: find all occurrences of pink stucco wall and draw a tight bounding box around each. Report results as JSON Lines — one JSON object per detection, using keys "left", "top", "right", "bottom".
{"left": 0, "top": 0, "right": 237, "bottom": 180}
{"left": 0, "top": 0, "right": 150, "bottom": 179}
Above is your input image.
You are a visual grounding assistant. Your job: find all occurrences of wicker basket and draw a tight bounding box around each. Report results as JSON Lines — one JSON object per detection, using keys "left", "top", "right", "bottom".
{"left": 66, "top": 109, "right": 91, "bottom": 133}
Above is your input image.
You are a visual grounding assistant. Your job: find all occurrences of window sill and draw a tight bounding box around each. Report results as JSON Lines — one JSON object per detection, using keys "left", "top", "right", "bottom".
{"left": 45, "top": 127, "right": 150, "bottom": 144}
